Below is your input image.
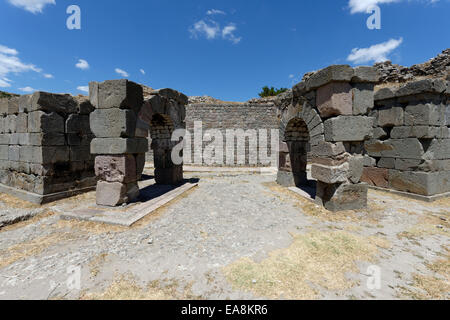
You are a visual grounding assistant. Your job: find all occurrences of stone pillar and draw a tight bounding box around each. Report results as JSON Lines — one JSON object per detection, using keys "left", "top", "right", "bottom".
{"left": 281, "top": 65, "right": 379, "bottom": 211}
{"left": 89, "top": 79, "right": 148, "bottom": 206}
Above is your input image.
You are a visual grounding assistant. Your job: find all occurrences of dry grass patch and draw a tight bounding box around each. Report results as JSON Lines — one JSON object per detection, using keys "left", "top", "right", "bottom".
{"left": 223, "top": 230, "right": 382, "bottom": 300}
{"left": 54, "top": 220, "right": 128, "bottom": 235}
{"left": 0, "top": 193, "right": 41, "bottom": 209}
{"left": 80, "top": 275, "right": 201, "bottom": 300}
{"left": 0, "top": 209, "right": 57, "bottom": 232}
{"left": 399, "top": 250, "right": 450, "bottom": 300}
{"left": 0, "top": 231, "right": 80, "bottom": 269}
{"left": 398, "top": 212, "right": 450, "bottom": 240}
{"left": 89, "top": 253, "right": 110, "bottom": 278}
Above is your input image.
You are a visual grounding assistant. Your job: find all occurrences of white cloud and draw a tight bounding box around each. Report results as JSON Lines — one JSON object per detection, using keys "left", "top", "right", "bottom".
{"left": 348, "top": 0, "right": 440, "bottom": 13}
{"left": 0, "top": 44, "right": 42, "bottom": 88}
{"left": 115, "top": 68, "right": 129, "bottom": 77}
{"left": 347, "top": 38, "right": 403, "bottom": 64}
{"left": 7, "top": 0, "right": 56, "bottom": 14}
{"left": 289, "top": 74, "right": 295, "bottom": 79}
{"left": 222, "top": 24, "right": 242, "bottom": 44}
{"left": 207, "top": 9, "right": 226, "bottom": 15}
{"left": 190, "top": 19, "right": 242, "bottom": 44}
{"left": 77, "top": 86, "right": 89, "bottom": 93}
{"left": 43, "top": 73, "right": 53, "bottom": 78}
{"left": 75, "top": 59, "right": 89, "bottom": 70}
{"left": 19, "top": 86, "right": 36, "bottom": 93}
{"left": 140, "top": 69, "right": 145, "bottom": 75}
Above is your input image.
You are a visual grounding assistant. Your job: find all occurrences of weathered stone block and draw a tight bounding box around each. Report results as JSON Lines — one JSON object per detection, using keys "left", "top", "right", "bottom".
{"left": 16, "top": 113, "right": 28, "bottom": 133}
{"left": 378, "top": 107, "right": 404, "bottom": 127}
{"left": 154, "top": 166, "right": 183, "bottom": 185}
{"left": 0, "top": 145, "right": 9, "bottom": 160}
{"left": 382, "top": 138, "right": 424, "bottom": 159}
{"left": 5, "top": 115, "right": 17, "bottom": 133}
{"left": 352, "top": 83, "right": 374, "bottom": 115}
{"left": 95, "top": 155, "right": 137, "bottom": 183}
{"left": 361, "top": 167, "right": 389, "bottom": 188}
{"left": 311, "top": 163, "right": 349, "bottom": 184}
{"left": 377, "top": 158, "right": 395, "bottom": 169}
{"left": 22, "top": 133, "right": 66, "bottom": 146}
{"left": 0, "top": 99, "right": 8, "bottom": 115}
{"left": 310, "top": 141, "right": 345, "bottom": 157}
{"left": 388, "top": 170, "right": 450, "bottom": 196}
{"left": 423, "top": 139, "right": 450, "bottom": 160}
{"left": 90, "top": 79, "right": 143, "bottom": 111}
{"left": 373, "top": 127, "right": 388, "bottom": 139}
{"left": 390, "top": 126, "right": 441, "bottom": 139}
{"left": 315, "top": 182, "right": 368, "bottom": 212}
{"left": 419, "top": 160, "right": 450, "bottom": 172}
{"left": 8, "top": 97, "right": 19, "bottom": 115}
{"left": 348, "top": 155, "right": 364, "bottom": 183}
{"left": 0, "top": 134, "right": 9, "bottom": 145}
{"left": 19, "top": 146, "right": 69, "bottom": 164}
{"left": 90, "top": 138, "right": 148, "bottom": 155}
{"left": 8, "top": 146, "right": 20, "bottom": 161}
{"left": 31, "top": 92, "right": 77, "bottom": 114}
{"left": 306, "top": 65, "right": 354, "bottom": 91}
{"left": 28, "top": 111, "right": 64, "bottom": 133}
{"left": 66, "top": 114, "right": 91, "bottom": 134}
{"left": 395, "top": 159, "right": 422, "bottom": 171}
{"left": 277, "top": 170, "right": 295, "bottom": 187}
{"left": 374, "top": 87, "right": 396, "bottom": 101}
{"left": 90, "top": 108, "right": 137, "bottom": 138}
{"left": 396, "top": 79, "right": 447, "bottom": 97}
{"left": 19, "top": 95, "right": 32, "bottom": 113}
{"left": 324, "top": 116, "right": 373, "bottom": 142}
{"left": 405, "top": 103, "right": 444, "bottom": 126}
{"left": 352, "top": 66, "right": 379, "bottom": 83}
{"left": 316, "top": 82, "right": 353, "bottom": 118}
{"left": 96, "top": 181, "right": 139, "bottom": 206}
{"left": 135, "top": 153, "right": 145, "bottom": 180}
{"left": 70, "top": 146, "right": 91, "bottom": 162}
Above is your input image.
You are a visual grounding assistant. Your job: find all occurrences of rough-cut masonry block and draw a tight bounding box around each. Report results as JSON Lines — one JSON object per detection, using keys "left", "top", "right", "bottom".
{"left": 91, "top": 138, "right": 148, "bottom": 155}
{"left": 0, "top": 99, "right": 8, "bottom": 115}
{"left": 0, "top": 145, "right": 9, "bottom": 160}
{"left": 8, "top": 146, "right": 20, "bottom": 161}
{"left": 155, "top": 166, "right": 183, "bottom": 185}
{"left": 361, "top": 167, "right": 389, "bottom": 188}
{"left": 75, "top": 97, "right": 95, "bottom": 115}
{"left": 311, "top": 163, "right": 349, "bottom": 184}
{"left": 377, "top": 157, "right": 395, "bottom": 169}
{"left": 19, "top": 146, "right": 70, "bottom": 164}
{"left": 391, "top": 126, "right": 441, "bottom": 139}
{"left": 96, "top": 181, "right": 127, "bottom": 206}
{"left": 95, "top": 155, "right": 137, "bottom": 183}
{"left": 395, "top": 79, "right": 447, "bottom": 97}
{"left": 348, "top": 155, "right": 364, "bottom": 183}
{"left": 21, "top": 133, "right": 66, "bottom": 146}
{"left": 90, "top": 79, "right": 143, "bottom": 111}
{"left": 66, "top": 114, "right": 91, "bottom": 134}
{"left": 405, "top": 104, "right": 444, "bottom": 126}
{"left": 395, "top": 159, "right": 423, "bottom": 171}
{"left": 8, "top": 97, "right": 19, "bottom": 115}
{"left": 423, "top": 139, "right": 450, "bottom": 160}
{"left": 324, "top": 116, "right": 373, "bottom": 142}
{"left": 383, "top": 138, "right": 424, "bottom": 159}
{"left": 5, "top": 115, "right": 17, "bottom": 133}
{"left": 310, "top": 141, "right": 345, "bottom": 157}
{"left": 67, "top": 133, "right": 93, "bottom": 146}
{"left": 420, "top": 160, "right": 450, "bottom": 172}
{"left": 352, "top": 83, "right": 375, "bottom": 115}
{"left": 316, "top": 82, "right": 353, "bottom": 118}
{"left": 28, "top": 111, "right": 64, "bottom": 133}
{"left": 374, "top": 87, "right": 396, "bottom": 101}
{"left": 135, "top": 153, "right": 146, "bottom": 180}
{"left": 316, "top": 182, "right": 368, "bottom": 212}
{"left": 373, "top": 127, "right": 388, "bottom": 139}
{"left": 389, "top": 170, "right": 450, "bottom": 196}
{"left": 378, "top": 107, "right": 404, "bottom": 127}
{"left": 90, "top": 108, "right": 137, "bottom": 138}
{"left": 0, "top": 134, "right": 9, "bottom": 145}
{"left": 19, "top": 95, "right": 32, "bottom": 113}
{"left": 31, "top": 92, "right": 77, "bottom": 114}
{"left": 70, "top": 146, "right": 91, "bottom": 162}
{"left": 306, "top": 65, "right": 354, "bottom": 91}
{"left": 363, "top": 155, "right": 376, "bottom": 167}
{"left": 352, "top": 66, "right": 380, "bottom": 83}
{"left": 153, "top": 88, "right": 189, "bottom": 106}
{"left": 446, "top": 105, "right": 450, "bottom": 126}
{"left": 16, "top": 113, "right": 28, "bottom": 133}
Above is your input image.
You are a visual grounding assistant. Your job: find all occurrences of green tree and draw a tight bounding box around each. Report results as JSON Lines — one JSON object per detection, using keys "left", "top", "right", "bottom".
{"left": 258, "top": 86, "right": 288, "bottom": 98}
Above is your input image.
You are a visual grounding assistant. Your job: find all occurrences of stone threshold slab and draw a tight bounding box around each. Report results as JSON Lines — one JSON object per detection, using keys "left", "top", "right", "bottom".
{"left": 288, "top": 187, "right": 316, "bottom": 203}
{"left": 368, "top": 185, "right": 450, "bottom": 202}
{"left": 60, "top": 182, "right": 198, "bottom": 227}
{"left": 0, "top": 183, "right": 96, "bottom": 205}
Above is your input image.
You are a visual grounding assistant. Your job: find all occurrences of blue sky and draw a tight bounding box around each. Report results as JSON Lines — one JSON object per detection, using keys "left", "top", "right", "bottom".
{"left": 0, "top": 0, "right": 449, "bottom": 101}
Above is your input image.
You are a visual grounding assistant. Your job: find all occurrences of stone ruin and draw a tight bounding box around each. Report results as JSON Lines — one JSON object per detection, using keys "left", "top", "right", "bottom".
{"left": 0, "top": 92, "right": 96, "bottom": 203}
{"left": 0, "top": 60, "right": 449, "bottom": 212}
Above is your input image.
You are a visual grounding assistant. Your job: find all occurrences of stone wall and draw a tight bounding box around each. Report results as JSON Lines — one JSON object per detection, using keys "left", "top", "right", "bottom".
{"left": 180, "top": 103, "right": 280, "bottom": 166}
{"left": 0, "top": 92, "right": 96, "bottom": 203}
{"left": 363, "top": 79, "right": 450, "bottom": 197}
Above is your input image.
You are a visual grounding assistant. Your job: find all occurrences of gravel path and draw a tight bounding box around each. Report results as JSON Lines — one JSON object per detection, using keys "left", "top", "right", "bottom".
{"left": 0, "top": 172, "right": 448, "bottom": 300}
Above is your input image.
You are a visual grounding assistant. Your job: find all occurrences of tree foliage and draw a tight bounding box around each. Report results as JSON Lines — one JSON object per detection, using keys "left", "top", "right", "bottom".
{"left": 258, "top": 86, "right": 288, "bottom": 98}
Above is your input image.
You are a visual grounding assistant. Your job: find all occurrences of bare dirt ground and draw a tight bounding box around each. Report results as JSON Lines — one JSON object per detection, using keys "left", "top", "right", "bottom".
{"left": 0, "top": 170, "right": 448, "bottom": 300}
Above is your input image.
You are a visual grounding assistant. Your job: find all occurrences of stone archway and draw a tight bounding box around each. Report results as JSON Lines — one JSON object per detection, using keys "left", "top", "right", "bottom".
{"left": 277, "top": 65, "right": 379, "bottom": 211}
{"left": 89, "top": 80, "right": 186, "bottom": 207}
